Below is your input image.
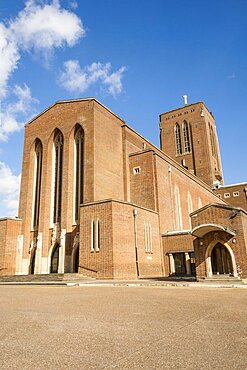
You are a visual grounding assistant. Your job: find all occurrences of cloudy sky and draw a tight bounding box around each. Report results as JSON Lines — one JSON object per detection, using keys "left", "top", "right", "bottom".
{"left": 0, "top": 0, "right": 246, "bottom": 217}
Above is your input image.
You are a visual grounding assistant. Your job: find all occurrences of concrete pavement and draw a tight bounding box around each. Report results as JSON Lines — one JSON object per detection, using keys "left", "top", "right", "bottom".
{"left": 0, "top": 285, "right": 247, "bottom": 369}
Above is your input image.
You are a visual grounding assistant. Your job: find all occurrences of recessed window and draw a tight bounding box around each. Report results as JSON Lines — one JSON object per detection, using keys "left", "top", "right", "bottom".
{"left": 217, "top": 194, "right": 221, "bottom": 198}
{"left": 133, "top": 166, "right": 141, "bottom": 175}
{"left": 233, "top": 191, "right": 239, "bottom": 197}
{"left": 224, "top": 193, "right": 230, "bottom": 198}
{"left": 175, "top": 123, "right": 182, "bottom": 155}
{"left": 183, "top": 121, "right": 191, "bottom": 153}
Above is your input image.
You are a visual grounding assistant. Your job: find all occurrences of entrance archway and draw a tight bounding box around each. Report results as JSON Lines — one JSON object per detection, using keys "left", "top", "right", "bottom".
{"left": 205, "top": 239, "right": 238, "bottom": 277}
{"left": 211, "top": 243, "right": 233, "bottom": 275}
{"left": 50, "top": 244, "right": 59, "bottom": 273}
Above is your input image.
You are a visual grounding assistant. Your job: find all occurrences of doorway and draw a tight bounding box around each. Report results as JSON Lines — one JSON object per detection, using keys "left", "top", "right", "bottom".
{"left": 50, "top": 244, "right": 59, "bottom": 273}
{"left": 211, "top": 243, "right": 233, "bottom": 275}
{"left": 74, "top": 247, "right": 79, "bottom": 273}
{"left": 174, "top": 253, "right": 186, "bottom": 275}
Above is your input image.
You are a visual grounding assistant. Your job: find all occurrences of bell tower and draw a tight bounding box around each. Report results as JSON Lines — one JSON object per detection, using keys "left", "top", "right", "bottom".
{"left": 159, "top": 101, "right": 224, "bottom": 188}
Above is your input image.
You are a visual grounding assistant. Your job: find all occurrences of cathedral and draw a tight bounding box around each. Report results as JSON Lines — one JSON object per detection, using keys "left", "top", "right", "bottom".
{"left": 0, "top": 98, "right": 247, "bottom": 280}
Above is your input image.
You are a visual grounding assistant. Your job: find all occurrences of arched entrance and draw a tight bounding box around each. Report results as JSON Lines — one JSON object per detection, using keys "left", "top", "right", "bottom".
{"left": 50, "top": 244, "right": 59, "bottom": 273}
{"left": 211, "top": 243, "right": 233, "bottom": 275}
{"left": 74, "top": 246, "right": 79, "bottom": 273}
{"left": 205, "top": 239, "right": 238, "bottom": 278}
{"left": 30, "top": 249, "right": 36, "bottom": 274}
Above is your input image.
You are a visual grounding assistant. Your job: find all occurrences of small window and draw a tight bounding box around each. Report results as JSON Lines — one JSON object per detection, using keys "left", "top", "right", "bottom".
{"left": 233, "top": 191, "right": 239, "bottom": 197}
{"left": 224, "top": 193, "right": 230, "bottom": 198}
{"left": 133, "top": 166, "right": 141, "bottom": 175}
{"left": 217, "top": 194, "right": 221, "bottom": 198}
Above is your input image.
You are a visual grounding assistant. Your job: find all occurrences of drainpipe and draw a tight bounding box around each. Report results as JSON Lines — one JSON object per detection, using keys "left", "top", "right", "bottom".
{"left": 133, "top": 209, "right": 140, "bottom": 278}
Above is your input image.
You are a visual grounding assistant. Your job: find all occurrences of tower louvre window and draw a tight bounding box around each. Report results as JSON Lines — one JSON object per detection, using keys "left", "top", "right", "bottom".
{"left": 74, "top": 126, "right": 84, "bottom": 222}
{"left": 33, "top": 139, "right": 43, "bottom": 228}
{"left": 183, "top": 121, "right": 191, "bottom": 153}
{"left": 53, "top": 130, "right": 63, "bottom": 224}
{"left": 175, "top": 123, "right": 182, "bottom": 155}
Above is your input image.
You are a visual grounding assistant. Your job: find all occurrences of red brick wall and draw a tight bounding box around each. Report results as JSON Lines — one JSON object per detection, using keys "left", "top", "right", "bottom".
{"left": 128, "top": 149, "right": 226, "bottom": 233}
{"left": 0, "top": 219, "right": 22, "bottom": 275}
{"left": 94, "top": 103, "right": 125, "bottom": 201}
{"left": 214, "top": 183, "right": 247, "bottom": 212}
{"left": 79, "top": 200, "right": 163, "bottom": 279}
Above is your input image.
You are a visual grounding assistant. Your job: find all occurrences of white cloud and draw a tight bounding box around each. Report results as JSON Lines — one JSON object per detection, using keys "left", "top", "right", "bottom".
{"left": 10, "top": 0, "right": 84, "bottom": 51}
{"left": 0, "top": 0, "right": 85, "bottom": 99}
{"left": 0, "top": 24, "right": 20, "bottom": 99}
{"left": 0, "top": 84, "right": 38, "bottom": 141}
{"left": 59, "top": 60, "right": 126, "bottom": 97}
{"left": 0, "top": 161, "right": 21, "bottom": 217}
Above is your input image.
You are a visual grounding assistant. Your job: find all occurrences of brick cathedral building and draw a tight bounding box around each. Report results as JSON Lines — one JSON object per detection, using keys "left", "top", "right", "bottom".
{"left": 0, "top": 98, "right": 247, "bottom": 280}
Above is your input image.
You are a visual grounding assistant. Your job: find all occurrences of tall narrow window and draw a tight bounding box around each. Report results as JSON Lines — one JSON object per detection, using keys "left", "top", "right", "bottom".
{"left": 144, "top": 222, "right": 153, "bottom": 254}
{"left": 91, "top": 218, "right": 100, "bottom": 252}
{"left": 175, "top": 123, "right": 182, "bottom": 155}
{"left": 74, "top": 126, "right": 84, "bottom": 222}
{"left": 175, "top": 185, "right": 183, "bottom": 230}
{"left": 53, "top": 130, "right": 63, "bottom": 224}
{"left": 183, "top": 121, "right": 191, "bottom": 153}
{"left": 33, "top": 139, "right": 42, "bottom": 228}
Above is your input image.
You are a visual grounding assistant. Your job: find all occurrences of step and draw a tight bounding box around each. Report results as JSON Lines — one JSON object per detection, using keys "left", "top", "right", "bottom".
{"left": 199, "top": 277, "right": 245, "bottom": 285}
{"left": 0, "top": 273, "right": 94, "bottom": 283}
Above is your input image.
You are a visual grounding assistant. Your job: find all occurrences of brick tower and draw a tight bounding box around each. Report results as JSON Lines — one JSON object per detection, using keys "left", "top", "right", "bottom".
{"left": 159, "top": 101, "right": 224, "bottom": 188}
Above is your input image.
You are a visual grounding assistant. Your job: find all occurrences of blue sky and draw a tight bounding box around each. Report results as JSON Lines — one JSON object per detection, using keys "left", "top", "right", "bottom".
{"left": 0, "top": 0, "right": 246, "bottom": 217}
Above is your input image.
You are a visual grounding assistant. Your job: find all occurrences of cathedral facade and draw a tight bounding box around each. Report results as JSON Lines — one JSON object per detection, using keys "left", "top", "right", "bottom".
{"left": 0, "top": 98, "right": 247, "bottom": 279}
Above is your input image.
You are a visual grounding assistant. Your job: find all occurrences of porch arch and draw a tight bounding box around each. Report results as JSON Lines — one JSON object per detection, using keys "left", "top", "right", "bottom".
{"left": 205, "top": 239, "right": 238, "bottom": 277}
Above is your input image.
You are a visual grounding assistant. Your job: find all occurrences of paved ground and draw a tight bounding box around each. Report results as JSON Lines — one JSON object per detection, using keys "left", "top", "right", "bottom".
{"left": 0, "top": 286, "right": 246, "bottom": 370}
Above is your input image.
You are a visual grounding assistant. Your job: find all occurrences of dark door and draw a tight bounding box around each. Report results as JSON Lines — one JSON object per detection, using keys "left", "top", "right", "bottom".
{"left": 50, "top": 244, "right": 59, "bottom": 273}
{"left": 74, "top": 247, "right": 79, "bottom": 273}
{"left": 174, "top": 253, "right": 186, "bottom": 275}
{"left": 211, "top": 243, "right": 233, "bottom": 275}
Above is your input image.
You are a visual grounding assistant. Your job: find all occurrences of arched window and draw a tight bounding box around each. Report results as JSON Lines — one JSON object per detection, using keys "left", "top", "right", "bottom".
{"left": 175, "top": 185, "right": 183, "bottom": 230}
{"left": 183, "top": 121, "right": 191, "bottom": 153}
{"left": 53, "top": 130, "right": 63, "bottom": 224}
{"left": 175, "top": 123, "right": 182, "bottom": 155}
{"left": 74, "top": 126, "right": 84, "bottom": 222}
{"left": 33, "top": 139, "right": 42, "bottom": 228}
